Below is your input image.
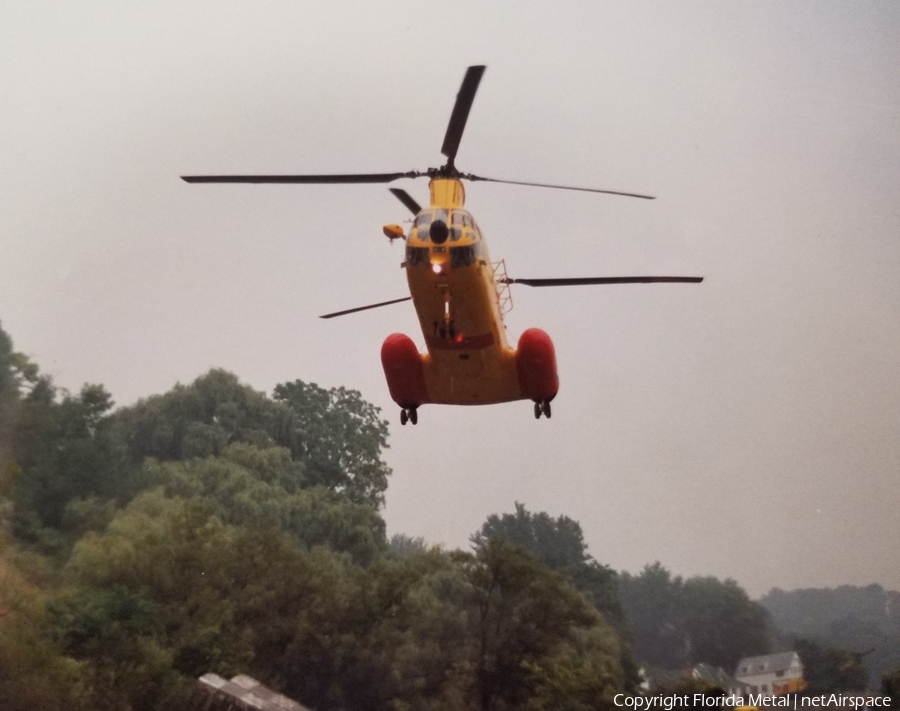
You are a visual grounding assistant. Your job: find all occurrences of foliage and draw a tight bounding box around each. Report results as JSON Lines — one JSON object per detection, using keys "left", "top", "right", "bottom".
{"left": 113, "top": 370, "right": 391, "bottom": 508}
{"left": 761, "top": 585, "right": 900, "bottom": 686}
{"left": 881, "top": 668, "right": 900, "bottom": 710}
{"left": 459, "top": 537, "right": 625, "bottom": 710}
{"left": 8, "top": 318, "right": 878, "bottom": 710}
{"left": 794, "top": 637, "right": 870, "bottom": 695}
{"left": 11, "top": 380, "right": 134, "bottom": 552}
{"left": 681, "top": 575, "right": 772, "bottom": 671}
{"left": 474, "top": 502, "right": 639, "bottom": 690}
{"left": 0, "top": 537, "right": 93, "bottom": 711}
{"left": 272, "top": 380, "right": 391, "bottom": 507}
{"left": 618, "top": 562, "right": 772, "bottom": 671}
{"left": 54, "top": 494, "right": 625, "bottom": 711}
{"left": 619, "top": 562, "right": 689, "bottom": 669}
{"left": 473, "top": 505, "right": 623, "bottom": 626}
{"left": 145, "top": 443, "right": 385, "bottom": 564}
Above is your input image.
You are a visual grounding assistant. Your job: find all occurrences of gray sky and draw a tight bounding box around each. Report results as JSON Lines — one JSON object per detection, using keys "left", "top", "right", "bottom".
{"left": 2, "top": 2, "right": 898, "bottom": 597}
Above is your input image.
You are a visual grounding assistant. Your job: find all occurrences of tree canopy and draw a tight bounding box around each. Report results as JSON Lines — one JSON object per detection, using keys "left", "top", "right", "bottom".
{"left": 0, "top": 321, "right": 629, "bottom": 710}
{"left": 618, "top": 562, "right": 772, "bottom": 671}
{"left": 2, "top": 319, "right": 893, "bottom": 709}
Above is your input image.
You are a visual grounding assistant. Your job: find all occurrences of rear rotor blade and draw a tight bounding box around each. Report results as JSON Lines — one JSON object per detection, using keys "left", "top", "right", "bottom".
{"left": 182, "top": 171, "right": 422, "bottom": 185}
{"left": 389, "top": 188, "right": 422, "bottom": 215}
{"left": 441, "top": 65, "right": 486, "bottom": 164}
{"left": 319, "top": 296, "right": 411, "bottom": 319}
{"left": 464, "top": 174, "right": 655, "bottom": 199}
{"left": 502, "top": 276, "right": 703, "bottom": 287}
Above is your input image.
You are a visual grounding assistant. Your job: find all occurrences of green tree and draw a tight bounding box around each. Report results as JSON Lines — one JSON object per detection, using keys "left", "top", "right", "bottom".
{"left": 475, "top": 502, "right": 594, "bottom": 571}
{"left": 681, "top": 576, "right": 771, "bottom": 670}
{"left": 113, "top": 369, "right": 283, "bottom": 462}
{"left": 113, "top": 371, "right": 391, "bottom": 508}
{"left": 145, "top": 443, "right": 385, "bottom": 564}
{"left": 795, "top": 637, "right": 870, "bottom": 695}
{"left": 12, "top": 380, "right": 132, "bottom": 551}
{"left": 272, "top": 380, "right": 390, "bottom": 507}
{"left": 459, "top": 538, "right": 625, "bottom": 710}
{"left": 474, "top": 503, "right": 638, "bottom": 690}
{"left": 762, "top": 585, "right": 900, "bottom": 686}
{"left": 0, "top": 536, "right": 93, "bottom": 711}
{"left": 619, "top": 563, "right": 771, "bottom": 672}
{"left": 619, "top": 563, "right": 689, "bottom": 669}
{"left": 474, "top": 504, "right": 628, "bottom": 633}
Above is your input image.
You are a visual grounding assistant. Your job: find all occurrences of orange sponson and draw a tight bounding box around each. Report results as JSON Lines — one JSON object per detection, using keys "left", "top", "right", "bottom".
{"left": 381, "top": 333, "right": 429, "bottom": 408}
{"left": 515, "top": 328, "right": 559, "bottom": 401}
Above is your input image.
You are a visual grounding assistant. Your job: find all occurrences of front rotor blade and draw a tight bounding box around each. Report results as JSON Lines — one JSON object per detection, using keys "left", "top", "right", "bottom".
{"left": 441, "top": 65, "right": 486, "bottom": 163}
{"left": 182, "top": 171, "right": 422, "bottom": 185}
{"left": 464, "top": 174, "right": 655, "bottom": 199}
{"left": 389, "top": 188, "right": 422, "bottom": 215}
{"left": 502, "top": 276, "right": 703, "bottom": 287}
{"left": 319, "top": 296, "right": 412, "bottom": 319}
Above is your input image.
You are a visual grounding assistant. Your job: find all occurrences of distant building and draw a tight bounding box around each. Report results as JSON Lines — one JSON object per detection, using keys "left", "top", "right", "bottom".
{"left": 734, "top": 651, "right": 805, "bottom": 697}
{"left": 197, "top": 673, "right": 314, "bottom": 711}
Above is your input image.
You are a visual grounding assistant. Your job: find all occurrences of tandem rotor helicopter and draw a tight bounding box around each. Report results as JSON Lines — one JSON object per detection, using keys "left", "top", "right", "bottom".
{"left": 183, "top": 66, "right": 702, "bottom": 425}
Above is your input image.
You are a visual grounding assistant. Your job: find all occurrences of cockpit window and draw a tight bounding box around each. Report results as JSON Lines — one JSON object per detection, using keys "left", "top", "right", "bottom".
{"left": 413, "top": 211, "right": 432, "bottom": 242}
{"left": 451, "top": 211, "right": 473, "bottom": 228}
{"left": 406, "top": 246, "right": 429, "bottom": 267}
{"left": 449, "top": 210, "right": 474, "bottom": 241}
{"left": 450, "top": 244, "right": 477, "bottom": 268}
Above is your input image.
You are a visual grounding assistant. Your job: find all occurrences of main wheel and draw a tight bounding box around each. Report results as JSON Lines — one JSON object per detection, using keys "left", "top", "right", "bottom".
{"left": 541, "top": 399, "right": 552, "bottom": 419}
{"left": 409, "top": 407, "right": 418, "bottom": 425}
{"left": 400, "top": 409, "right": 408, "bottom": 425}
{"left": 534, "top": 402, "right": 542, "bottom": 419}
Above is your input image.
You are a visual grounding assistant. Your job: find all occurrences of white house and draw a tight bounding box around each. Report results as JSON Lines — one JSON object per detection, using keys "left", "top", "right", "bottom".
{"left": 734, "top": 651, "right": 804, "bottom": 697}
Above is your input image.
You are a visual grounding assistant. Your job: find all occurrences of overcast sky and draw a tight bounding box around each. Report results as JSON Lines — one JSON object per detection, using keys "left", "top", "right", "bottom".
{"left": 2, "top": 2, "right": 898, "bottom": 597}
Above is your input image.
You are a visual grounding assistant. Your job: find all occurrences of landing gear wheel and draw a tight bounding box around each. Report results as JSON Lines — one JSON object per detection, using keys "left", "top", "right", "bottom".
{"left": 409, "top": 407, "right": 418, "bottom": 425}
{"left": 541, "top": 399, "right": 552, "bottom": 419}
{"left": 400, "top": 409, "right": 408, "bottom": 426}
{"left": 534, "top": 402, "right": 542, "bottom": 419}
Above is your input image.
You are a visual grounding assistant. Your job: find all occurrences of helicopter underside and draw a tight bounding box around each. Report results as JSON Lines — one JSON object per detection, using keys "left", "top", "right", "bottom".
{"left": 380, "top": 328, "right": 558, "bottom": 411}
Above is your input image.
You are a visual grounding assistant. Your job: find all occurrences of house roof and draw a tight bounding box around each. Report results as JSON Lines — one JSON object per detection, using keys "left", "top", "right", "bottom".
{"left": 197, "top": 674, "right": 313, "bottom": 711}
{"left": 734, "top": 652, "right": 800, "bottom": 677}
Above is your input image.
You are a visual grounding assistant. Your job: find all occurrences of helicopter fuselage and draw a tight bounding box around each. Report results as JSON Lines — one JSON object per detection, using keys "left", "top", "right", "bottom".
{"left": 381, "top": 178, "right": 559, "bottom": 412}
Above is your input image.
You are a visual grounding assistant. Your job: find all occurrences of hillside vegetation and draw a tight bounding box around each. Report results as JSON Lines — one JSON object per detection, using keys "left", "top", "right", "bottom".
{"left": 0, "top": 320, "right": 895, "bottom": 709}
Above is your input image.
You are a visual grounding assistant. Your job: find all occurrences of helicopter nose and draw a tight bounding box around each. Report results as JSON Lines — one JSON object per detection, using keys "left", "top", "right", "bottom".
{"left": 429, "top": 219, "right": 449, "bottom": 244}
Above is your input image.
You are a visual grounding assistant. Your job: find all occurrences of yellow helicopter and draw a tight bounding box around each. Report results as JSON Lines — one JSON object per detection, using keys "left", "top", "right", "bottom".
{"left": 183, "top": 66, "right": 702, "bottom": 425}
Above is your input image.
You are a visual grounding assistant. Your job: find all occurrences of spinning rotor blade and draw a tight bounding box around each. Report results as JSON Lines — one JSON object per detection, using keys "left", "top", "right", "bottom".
{"left": 464, "top": 175, "right": 655, "bottom": 199}
{"left": 182, "top": 171, "right": 422, "bottom": 185}
{"left": 502, "top": 276, "right": 703, "bottom": 287}
{"left": 389, "top": 188, "right": 422, "bottom": 215}
{"left": 441, "top": 65, "right": 486, "bottom": 163}
{"left": 319, "top": 296, "right": 411, "bottom": 319}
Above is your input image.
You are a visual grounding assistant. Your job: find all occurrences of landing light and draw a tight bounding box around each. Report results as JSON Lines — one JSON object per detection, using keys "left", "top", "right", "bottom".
{"left": 432, "top": 264, "right": 443, "bottom": 274}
